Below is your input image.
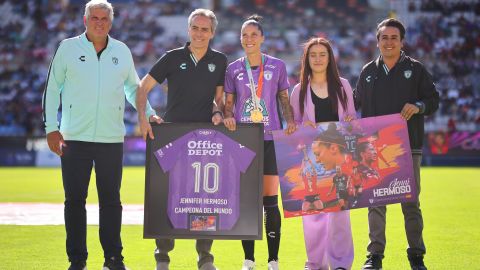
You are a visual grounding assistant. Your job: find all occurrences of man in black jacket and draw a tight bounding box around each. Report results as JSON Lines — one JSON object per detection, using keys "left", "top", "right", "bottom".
{"left": 354, "top": 18, "right": 439, "bottom": 270}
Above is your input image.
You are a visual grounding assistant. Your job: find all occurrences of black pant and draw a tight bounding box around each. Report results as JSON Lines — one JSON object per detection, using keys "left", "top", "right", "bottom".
{"left": 61, "top": 141, "right": 124, "bottom": 262}
{"left": 367, "top": 154, "right": 425, "bottom": 256}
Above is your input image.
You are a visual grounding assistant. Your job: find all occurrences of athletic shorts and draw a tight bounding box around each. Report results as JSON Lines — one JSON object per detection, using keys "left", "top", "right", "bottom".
{"left": 304, "top": 194, "right": 321, "bottom": 203}
{"left": 264, "top": 140, "right": 278, "bottom": 175}
{"left": 337, "top": 190, "right": 349, "bottom": 200}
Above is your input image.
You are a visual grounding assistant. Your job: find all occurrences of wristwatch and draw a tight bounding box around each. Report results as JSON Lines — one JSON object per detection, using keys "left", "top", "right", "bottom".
{"left": 414, "top": 101, "right": 425, "bottom": 114}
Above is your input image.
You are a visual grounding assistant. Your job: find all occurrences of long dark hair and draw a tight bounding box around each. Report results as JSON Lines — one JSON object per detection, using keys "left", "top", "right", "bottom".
{"left": 298, "top": 37, "right": 347, "bottom": 116}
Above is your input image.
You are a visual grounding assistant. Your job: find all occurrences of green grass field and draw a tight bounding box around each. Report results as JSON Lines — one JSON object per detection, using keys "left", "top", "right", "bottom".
{"left": 0, "top": 167, "right": 479, "bottom": 269}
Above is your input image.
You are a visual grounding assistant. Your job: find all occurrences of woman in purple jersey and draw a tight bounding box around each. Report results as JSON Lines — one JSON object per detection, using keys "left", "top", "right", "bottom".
{"left": 290, "top": 37, "right": 355, "bottom": 270}
{"left": 223, "top": 15, "right": 296, "bottom": 270}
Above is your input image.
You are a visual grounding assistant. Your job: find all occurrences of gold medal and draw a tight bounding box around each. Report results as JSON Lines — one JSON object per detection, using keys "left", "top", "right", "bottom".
{"left": 250, "top": 109, "right": 263, "bottom": 123}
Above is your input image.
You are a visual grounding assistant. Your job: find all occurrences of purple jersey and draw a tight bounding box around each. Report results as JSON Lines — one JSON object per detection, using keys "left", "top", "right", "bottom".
{"left": 154, "top": 129, "right": 255, "bottom": 230}
{"left": 224, "top": 54, "right": 290, "bottom": 140}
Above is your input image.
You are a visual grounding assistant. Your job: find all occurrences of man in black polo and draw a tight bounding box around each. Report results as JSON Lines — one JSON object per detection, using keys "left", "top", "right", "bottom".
{"left": 135, "top": 9, "right": 226, "bottom": 270}
{"left": 354, "top": 18, "right": 439, "bottom": 270}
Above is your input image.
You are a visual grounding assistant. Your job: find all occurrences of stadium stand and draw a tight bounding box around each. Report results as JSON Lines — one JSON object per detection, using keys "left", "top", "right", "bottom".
{"left": 0, "top": 0, "right": 478, "bottom": 137}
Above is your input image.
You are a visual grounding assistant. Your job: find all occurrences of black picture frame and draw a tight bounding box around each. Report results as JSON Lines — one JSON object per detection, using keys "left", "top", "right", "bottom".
{"left": 143, "top": 123, "right": 264, "bottom": 239}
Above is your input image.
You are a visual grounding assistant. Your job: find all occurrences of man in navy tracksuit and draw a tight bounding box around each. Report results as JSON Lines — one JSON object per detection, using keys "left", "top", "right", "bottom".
{"left": 354, "top": 18, "right": 439, "bottom": 270}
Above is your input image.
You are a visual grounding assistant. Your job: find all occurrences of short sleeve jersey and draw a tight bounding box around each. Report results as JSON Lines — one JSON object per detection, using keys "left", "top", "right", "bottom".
{"left": 224, "top": 54, "right": 290, "bottom": 140}
{"left": 154, "top": 129, "right": 255, "bottom": 230}
{"left": 149, "top": 43, "right": 227, "bottom": 122}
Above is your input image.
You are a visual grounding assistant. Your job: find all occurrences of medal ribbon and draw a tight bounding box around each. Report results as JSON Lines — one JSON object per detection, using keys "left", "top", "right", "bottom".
{"left": 245, "top": 54, "right": 265, "bottom": 110}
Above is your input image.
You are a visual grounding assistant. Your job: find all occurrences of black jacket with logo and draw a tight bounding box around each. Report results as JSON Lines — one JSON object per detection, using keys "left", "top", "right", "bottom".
{"left": 354, "top": 53, "right": 439, "bottom": 151}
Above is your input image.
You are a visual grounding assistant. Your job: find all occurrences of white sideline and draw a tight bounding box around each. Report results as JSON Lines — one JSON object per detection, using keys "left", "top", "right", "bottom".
{"left": 0, "top": 203, "right": 144, "bottom": 225}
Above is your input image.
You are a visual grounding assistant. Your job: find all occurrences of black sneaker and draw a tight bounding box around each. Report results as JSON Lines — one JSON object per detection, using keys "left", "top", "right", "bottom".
{"left": 103, "top": 256, "right": 128, "bottom": 270}
{"left": 361, "top": 254, "right": 383, "bottom": 270}
{"left": 68, "top": 261, "right": 86, "bottom": 270}
{"left": 408, "top": 255, "right": 427, "bottom": 270}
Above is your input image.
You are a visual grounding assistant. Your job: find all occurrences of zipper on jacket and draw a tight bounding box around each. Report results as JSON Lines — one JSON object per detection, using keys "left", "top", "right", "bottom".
{"left": 92, "top": 55, "right": 101, "bottom": 141}
{"left": 68, "top": 104, "right": 72, "bottom": 129}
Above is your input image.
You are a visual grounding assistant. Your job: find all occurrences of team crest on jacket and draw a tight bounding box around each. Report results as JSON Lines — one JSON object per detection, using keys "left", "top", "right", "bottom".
{"left": 112, "top": 57, "right": 118, "bottom": 65}
{"left": 208, "top": 63, "right": 216, "bottom": 72}
{"left": 404, "top": 70, "right": 412, "bottom": 79}
{"left": 264, "top": 70, "right": 273, "bottom": 81}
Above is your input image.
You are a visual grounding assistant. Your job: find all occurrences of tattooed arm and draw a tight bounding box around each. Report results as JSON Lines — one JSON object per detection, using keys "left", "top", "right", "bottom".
{"left": 278, "top": 89, "right": 297, "bottom": 134}
{"left": 223, "top": 93, "right": 236, "bottom": 131}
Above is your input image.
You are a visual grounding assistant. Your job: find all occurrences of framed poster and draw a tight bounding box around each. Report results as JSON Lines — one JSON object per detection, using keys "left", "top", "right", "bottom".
{"left": 144, "top": 123, "right": 264, "bottom": 239}
{"left": 272, "top": 114, "right": 417, "bottom": 218}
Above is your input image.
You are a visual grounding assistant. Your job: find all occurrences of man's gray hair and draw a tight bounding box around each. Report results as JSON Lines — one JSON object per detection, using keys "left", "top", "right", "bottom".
{"left": 188, "top": 9, "right": 218, "bottom": 33}
{"left": 84, "top": 0, "right": 114, "bottom": 21}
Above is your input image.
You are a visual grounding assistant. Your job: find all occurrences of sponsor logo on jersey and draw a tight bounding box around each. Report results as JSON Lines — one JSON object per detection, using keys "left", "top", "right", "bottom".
{"left": 366, "top": 75, "right": 372, "bottom": 82}
{"left": 187, "top": 140, "right": 223, "bottom": 156}
{"left": 180, "top": 63, "right": 187, "bottom": 70}
{"left": 242, "top": 97, "right": 268, "bottom": 117}
{"left": 236, "top": 72, "right": 244, "bottom": 81}
{"left": 112, "top": 57, "right": 118, "bottom": 65}
{"left": 79, "top": 56, "right": 85, "bottom": 62}
{"left": 198, "top": 130, "right": 213, "bottom": 135}
{"left": 241, "top": 97, "right": 269, "bottom": 124}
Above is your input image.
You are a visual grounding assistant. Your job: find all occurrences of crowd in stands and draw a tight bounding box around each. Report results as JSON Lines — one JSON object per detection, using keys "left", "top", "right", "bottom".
{"left": 404, "top": 1, "right": 480, "bottom": 131}
{"left": 0, "top": 0, "right": 478, "bottom": 136}
{"left": 411, "top": 0, "right": 480, "bottom": 15}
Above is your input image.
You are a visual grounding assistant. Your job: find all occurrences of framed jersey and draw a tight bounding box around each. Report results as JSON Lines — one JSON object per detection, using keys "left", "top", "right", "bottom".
{"left": 272, "top": 113, "right": 417, "bottom": 218}
{"left": 144, "top": 123, "right": 264, "bottom": 239}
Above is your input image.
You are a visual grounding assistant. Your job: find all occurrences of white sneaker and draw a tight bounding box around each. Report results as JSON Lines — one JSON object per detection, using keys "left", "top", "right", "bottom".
{"left": 155, "top": 261, "right": 169, "bottom": 270}
{"left": 267, "top": 260, "right": 279, "bottom": 270}
{"left": 241, "top": 259, "right": 256, "bottom": 270}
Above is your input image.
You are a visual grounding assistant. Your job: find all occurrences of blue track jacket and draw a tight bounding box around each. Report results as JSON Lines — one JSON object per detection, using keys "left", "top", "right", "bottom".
{"left": 42, "top": 33, "right": 155, "bottom": 143}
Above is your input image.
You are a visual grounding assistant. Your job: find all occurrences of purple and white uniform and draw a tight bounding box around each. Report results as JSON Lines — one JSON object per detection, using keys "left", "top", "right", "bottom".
{"left": 224, "top": 54, "right": 290, "bottom": 140}
{"left": 154, "top": 129, "right": 255, "bottom": 230}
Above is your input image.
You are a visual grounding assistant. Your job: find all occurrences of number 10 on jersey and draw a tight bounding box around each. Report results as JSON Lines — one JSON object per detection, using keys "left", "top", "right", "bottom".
{"left": 192, "top": 162, "right": 219, "bottom": 193}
